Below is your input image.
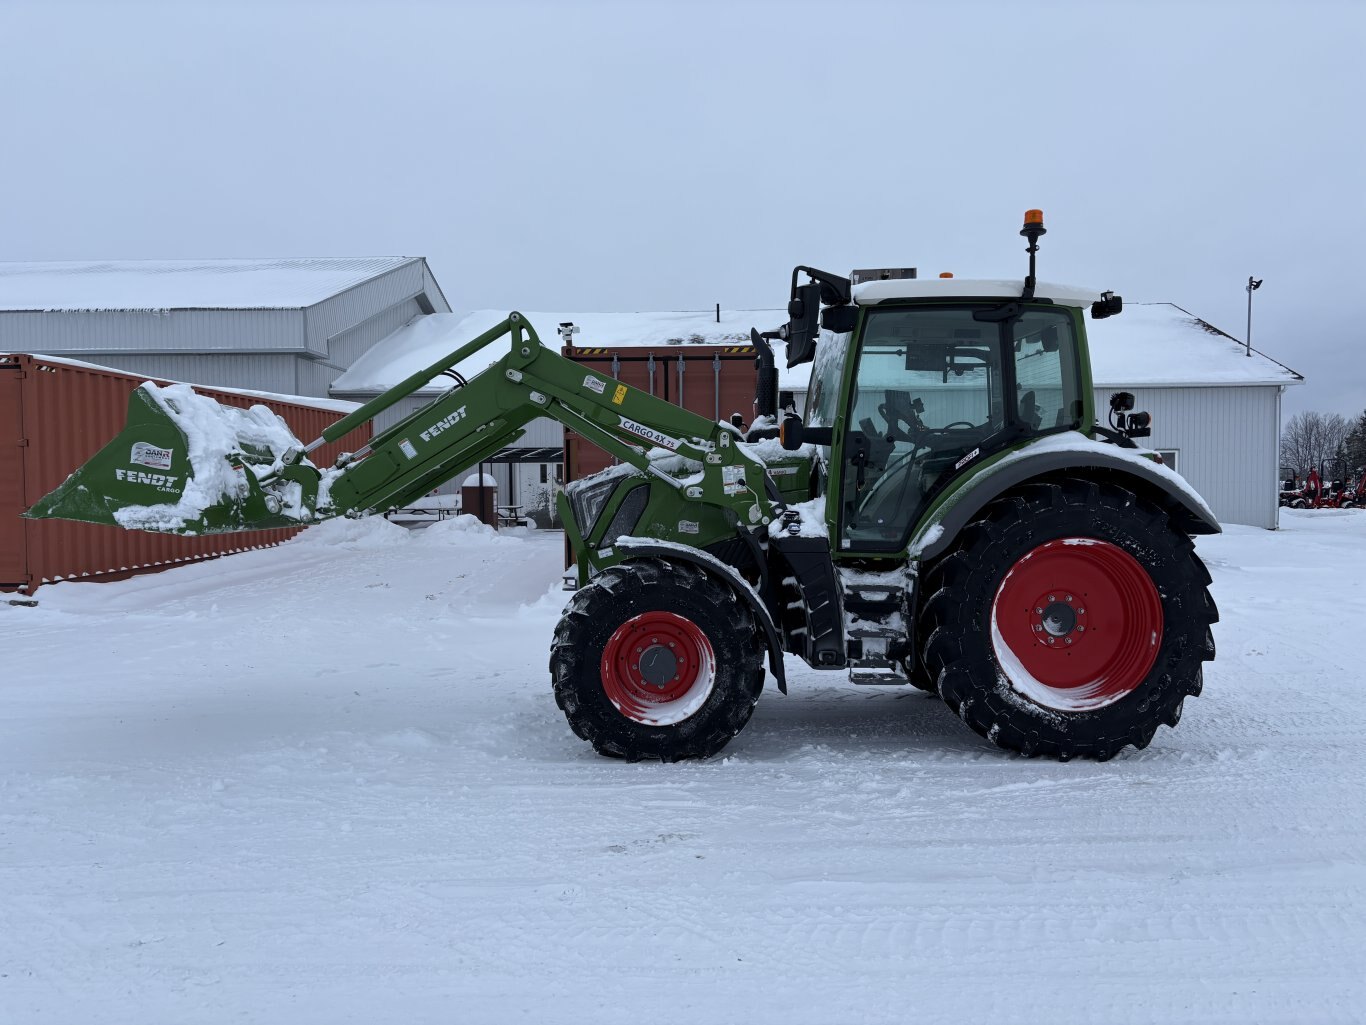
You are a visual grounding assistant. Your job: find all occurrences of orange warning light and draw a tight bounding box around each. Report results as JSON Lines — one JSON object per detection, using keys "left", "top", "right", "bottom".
{"left": 939, "top": 272, "right": 954, "bottom": 279}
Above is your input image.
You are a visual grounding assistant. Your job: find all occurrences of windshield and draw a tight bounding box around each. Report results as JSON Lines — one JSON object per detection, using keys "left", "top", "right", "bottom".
{"left": 838, "top": 303, "right": 1080, "bottom": 552}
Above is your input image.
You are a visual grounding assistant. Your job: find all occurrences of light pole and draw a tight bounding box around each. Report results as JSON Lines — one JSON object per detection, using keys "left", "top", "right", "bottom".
{"left": 1245, "top": 276, "right": 1263, "bottom": 357}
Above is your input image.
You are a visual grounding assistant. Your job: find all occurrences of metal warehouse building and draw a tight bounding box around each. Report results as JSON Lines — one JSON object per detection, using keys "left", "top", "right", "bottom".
{"left": 0, "top": 257, "right": 451, "bottom": 398}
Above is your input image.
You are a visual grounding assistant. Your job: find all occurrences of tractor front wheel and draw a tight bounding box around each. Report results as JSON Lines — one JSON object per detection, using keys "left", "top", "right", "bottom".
{"left": 550, "top": 558, "right": 765, "bottom": 761}
{"left": 919, "top": 479, "right": 1218, "bottom": 760}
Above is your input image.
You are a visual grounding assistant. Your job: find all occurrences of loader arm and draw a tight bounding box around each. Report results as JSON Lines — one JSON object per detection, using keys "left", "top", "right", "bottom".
{"left": 313, "top": 313, "right": 779, "bottom": 525}
{"left": 27, "top": 313, "right": 783, "bottom": 536}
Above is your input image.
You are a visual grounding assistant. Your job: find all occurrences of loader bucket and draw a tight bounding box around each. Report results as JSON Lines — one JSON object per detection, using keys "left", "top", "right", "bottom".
{"left": 26, "top": 382, "right": 321, "bottom": 535}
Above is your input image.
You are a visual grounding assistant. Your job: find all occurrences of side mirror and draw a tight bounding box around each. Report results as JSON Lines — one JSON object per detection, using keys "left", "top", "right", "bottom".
{"left": 1091, "top": 292, "right": 1123, "bottom": 319}
{"left": 783, "top": 282, "right": 822, "bottom": 367}
{"left": 820, "top": 305, "right": 858, "bottom": 333}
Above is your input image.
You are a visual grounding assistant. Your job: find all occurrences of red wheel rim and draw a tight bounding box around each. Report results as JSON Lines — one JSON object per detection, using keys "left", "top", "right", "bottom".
{"left": 990, "top": 538, "right": 1163, "bottom": 711}
{"left": 600, "top": 611, "right": 717, "bottom": 725}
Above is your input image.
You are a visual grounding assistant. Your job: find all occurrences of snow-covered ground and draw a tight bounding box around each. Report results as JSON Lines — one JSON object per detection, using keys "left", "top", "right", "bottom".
{"left": 4, "top": 510, "right": 1364, "bottom": 1023}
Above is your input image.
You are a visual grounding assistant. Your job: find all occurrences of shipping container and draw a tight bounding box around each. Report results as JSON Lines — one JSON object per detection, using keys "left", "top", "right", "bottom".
{"left": 561, "top": 343, "right": 759, "bottom": 484}
{"left": 0, "top": 353, "right": 372, "bottom": 594}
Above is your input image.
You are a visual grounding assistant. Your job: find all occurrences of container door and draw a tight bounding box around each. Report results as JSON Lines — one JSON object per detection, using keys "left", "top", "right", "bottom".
{"left": 0, "top": 365, "right": 29, "bottom": 590}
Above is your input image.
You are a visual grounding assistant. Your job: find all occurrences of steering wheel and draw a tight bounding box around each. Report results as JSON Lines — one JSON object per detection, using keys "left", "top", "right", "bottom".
{"left": 939, "top": 421, "right": 976, "bottom": 430}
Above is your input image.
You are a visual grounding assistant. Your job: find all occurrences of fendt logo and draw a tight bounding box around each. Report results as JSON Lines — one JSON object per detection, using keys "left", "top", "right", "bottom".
{"left": 419, "top": 406, "right": 468, "bottom": 443}
{"left": 115, "top": 468, "right": 180, "bottom": 492}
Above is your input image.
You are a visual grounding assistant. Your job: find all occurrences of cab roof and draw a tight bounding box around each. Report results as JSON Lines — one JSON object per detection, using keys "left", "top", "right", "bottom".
{"left": 852, "top": 277, "right": 1104, "bottom": 308}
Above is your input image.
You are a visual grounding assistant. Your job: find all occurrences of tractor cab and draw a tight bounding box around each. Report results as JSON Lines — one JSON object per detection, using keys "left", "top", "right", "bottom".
{"left": 775, "top": 212, "right": 1126, "bottom": 556}
{"left": 821, "top": 293, "right": 1089, "bottom": 552}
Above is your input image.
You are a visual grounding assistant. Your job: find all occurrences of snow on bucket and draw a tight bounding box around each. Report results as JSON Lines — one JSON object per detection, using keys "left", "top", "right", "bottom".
{"left": 26, "top": 382, "right": 320, "bottom": 535}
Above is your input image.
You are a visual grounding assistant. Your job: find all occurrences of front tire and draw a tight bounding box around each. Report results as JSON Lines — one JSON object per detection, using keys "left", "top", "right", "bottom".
{"left": 919, "top": 479, "right": 1217, "bottom": 760}
{"left": 550, "top": 558, "right": 765, "bottom": 761}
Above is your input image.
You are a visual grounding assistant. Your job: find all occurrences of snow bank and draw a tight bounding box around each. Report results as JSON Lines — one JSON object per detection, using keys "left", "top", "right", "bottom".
{"left": 417, "top": 514, "right": 507, "bottom": 545}
{"left": 289, "top": 515, "right": 413, "bottom": 549}
{"left": 291, "top": 513, "right": 517, "bottom": 551}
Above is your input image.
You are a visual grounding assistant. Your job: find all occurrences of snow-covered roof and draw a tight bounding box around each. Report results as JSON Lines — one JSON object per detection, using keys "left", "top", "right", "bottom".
{"left": 333, "top": 301, "right": 1302, "bottom": 399}
{"left": 853, "top": 277, "right": 1104, "bottom": 308}
{"left": 1087, "top": 302, "right": 1301, "bottom": 387}
{"left": 0, "top": 257, "right": 417, "bottom": 312}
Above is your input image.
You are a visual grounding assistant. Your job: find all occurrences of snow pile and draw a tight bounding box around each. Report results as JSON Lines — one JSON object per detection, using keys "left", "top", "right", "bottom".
{"left": 113, "top": 383, "right": 306, "bottom": 532}
{"left": 418, "top": 514, "right": 510, "bottom": 545}
{"left": 288, "top": 515, "right": 413, "bottom": 549}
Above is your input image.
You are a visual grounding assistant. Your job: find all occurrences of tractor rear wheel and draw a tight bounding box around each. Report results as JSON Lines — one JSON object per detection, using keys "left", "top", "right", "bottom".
{"left": 550, "top": 558, "right": 765, "bottom": 761}
{"left": 919, "top": 479, "right": 1217, "bottom": 760}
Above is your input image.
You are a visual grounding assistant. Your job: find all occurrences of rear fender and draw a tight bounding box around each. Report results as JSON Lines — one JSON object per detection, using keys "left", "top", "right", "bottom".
{"left": 611, "top": 540, "right": 788, "bottom": 694}
{"left": 912, "top": 438, "right": 1221, "bottom": 564}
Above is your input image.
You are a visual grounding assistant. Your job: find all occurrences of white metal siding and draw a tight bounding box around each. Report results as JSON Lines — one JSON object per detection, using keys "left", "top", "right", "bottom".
{"left": 1094, "top": 385, "right": 1280, "bottom": 530}
{"left": 79, "top": 353, "right": 301, "bottom": 394}
{"left": 325, "top": 298, "right": 425, "bottom": 369}
{"left": 304, "top": 260, "right": 449, "bottom": 358}
{"left": 0, "top": 308, "right": 303, "bottom": 354}
{"left": 294, "top": 358, "right": 347, "bottom": 399}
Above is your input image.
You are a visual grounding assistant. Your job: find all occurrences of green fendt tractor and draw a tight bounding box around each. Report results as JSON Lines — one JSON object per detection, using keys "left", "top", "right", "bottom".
{"left": 29, "top": 212, "right": 1219, "bottom": 761}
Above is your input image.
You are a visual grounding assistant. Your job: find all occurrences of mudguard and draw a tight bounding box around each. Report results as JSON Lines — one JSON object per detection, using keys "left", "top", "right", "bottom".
{"left": 611, "top": 538, "right": 788, "bottom": 693}
{"left": 913, "top": 435, "right": 1221, "bottom": 564}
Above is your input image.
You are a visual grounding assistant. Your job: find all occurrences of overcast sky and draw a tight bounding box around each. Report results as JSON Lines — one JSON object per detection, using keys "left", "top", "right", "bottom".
{"left": 4, "top": 0, "right": 1362, "bottom": 416}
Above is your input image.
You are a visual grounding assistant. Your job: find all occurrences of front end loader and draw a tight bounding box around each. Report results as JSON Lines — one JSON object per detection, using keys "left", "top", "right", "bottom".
{"left": 29, "top": 211, "right": 1219, "bottom": 762}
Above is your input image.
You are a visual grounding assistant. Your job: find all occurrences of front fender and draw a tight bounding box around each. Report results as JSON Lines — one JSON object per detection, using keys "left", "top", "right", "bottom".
{"left": 611, "top": 538, "right": 788, "bottom": 694}
{"left": 912, "top": 432, "right": 1221, "bottom": 564}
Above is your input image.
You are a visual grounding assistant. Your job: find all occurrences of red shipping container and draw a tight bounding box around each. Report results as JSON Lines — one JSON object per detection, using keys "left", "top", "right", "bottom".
{"left": 0, "top": 353, "right": 372, "bottom": 594}
{"left": 561, "top": 344, "right": 759, "bottom": 484}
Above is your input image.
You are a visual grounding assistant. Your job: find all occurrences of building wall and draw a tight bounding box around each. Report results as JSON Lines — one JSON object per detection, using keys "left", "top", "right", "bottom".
{"left": 0, "top": 308, "right": 302, "bottom": 354}
{"left": 1094, "top": 384, "right": 1281, "bottom": 530}
{"left": 75, "top": 352, "right": 304, "bottom": 395}
{"left": 324, "top": 297, "right": 426, "bottom": 369}
{"left": 304, "top": 260, "right": 449, "bottom": 360}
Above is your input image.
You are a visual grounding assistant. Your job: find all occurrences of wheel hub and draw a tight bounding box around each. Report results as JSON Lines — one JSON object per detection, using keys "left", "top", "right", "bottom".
{"left": 991, "top": 538, "right": 1163, "bottom": 711}
{"left": 1031, "top": 594, "right": 1087, "bottom": 643}
{"left": 638, "top": 644, "right": 679, "bottom": 687}
{"left": 600, "top": 611, "right": 717, "bottom": 726}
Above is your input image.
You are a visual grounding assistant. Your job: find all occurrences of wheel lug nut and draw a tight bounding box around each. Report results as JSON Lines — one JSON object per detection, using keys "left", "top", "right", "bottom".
{"left": 1035, "top": 607, "right": 1043, "bottom": 614}
{"left": 1065, "top": 637, "right": 1073, "bottom": 645}
{"left": 1047, "top": 595, "right": 1055, "bottom": 602}
{"left": 1065, "top": 595, "right": 1073, "bottom": 603}
{"left": 1078, "top": 608, "right": 1085, "bottom": 615}
{"left": 1033, "top": 624, "right": 1042, "bottom": 632}
{"left": 1077, "top": 625, "right": 1085, "bottom": 632}
{"left": 1047, "top": 637, "right": 1055, "bottom": 645}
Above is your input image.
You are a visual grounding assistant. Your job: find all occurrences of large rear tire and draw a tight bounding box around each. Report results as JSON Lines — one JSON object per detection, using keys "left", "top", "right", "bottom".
{"left": 550, "top": 558, "right": 765, "bottom": 761}
{"left": 919, "top": 479, "right": 1217, "bottom": 760}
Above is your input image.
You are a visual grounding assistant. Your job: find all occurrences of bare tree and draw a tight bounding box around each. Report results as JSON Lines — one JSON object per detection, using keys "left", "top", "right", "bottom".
{"left": 1281, "top": 411, "right": 1352, "bottom": 475}
{"left": 1343, "top": 409, "right": 1366, "bottom": 474}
